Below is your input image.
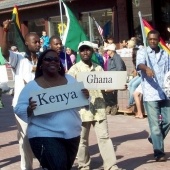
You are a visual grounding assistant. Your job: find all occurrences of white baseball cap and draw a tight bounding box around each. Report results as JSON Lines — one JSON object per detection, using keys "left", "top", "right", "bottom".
{"left": 104, "top": 44, "right": 116, "bottom": 51}
{"left": 78, "top": 41, "right": 94, "bottom": 50}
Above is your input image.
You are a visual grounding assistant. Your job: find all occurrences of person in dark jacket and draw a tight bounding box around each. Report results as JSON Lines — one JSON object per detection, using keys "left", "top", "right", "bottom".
{"left": 103, "top": 44, "right": 126, "bottom": 115}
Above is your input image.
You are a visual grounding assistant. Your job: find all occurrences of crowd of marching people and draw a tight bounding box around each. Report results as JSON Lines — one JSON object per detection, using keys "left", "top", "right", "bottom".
{"left": 1, "top": 17, "right": 170, "bottom": 170}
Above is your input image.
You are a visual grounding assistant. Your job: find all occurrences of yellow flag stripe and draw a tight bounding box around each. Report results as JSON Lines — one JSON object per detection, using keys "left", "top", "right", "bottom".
{"left": 13, "top": 7, "right": 20, "bottom": 29}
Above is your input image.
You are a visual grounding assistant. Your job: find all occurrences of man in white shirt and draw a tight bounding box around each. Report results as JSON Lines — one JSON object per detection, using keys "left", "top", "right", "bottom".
{"left": 1, "top": 19, "right": 40, "bottom": 170}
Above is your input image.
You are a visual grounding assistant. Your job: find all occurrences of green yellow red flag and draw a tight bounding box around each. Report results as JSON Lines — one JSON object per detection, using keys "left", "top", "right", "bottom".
{"left": 11, "top": 6, "right": 27, "bottom": 52}
{"left": 142, "top": 19, "right": 170, "bottom": 55}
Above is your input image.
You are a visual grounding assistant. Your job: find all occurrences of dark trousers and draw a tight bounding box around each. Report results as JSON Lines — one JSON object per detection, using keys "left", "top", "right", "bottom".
{"left": 0, "top": 89, "right": 4, "bottom": 109}
{"left": 102, "top": 90, "right": 118, "bottom": 107}
{"left": 29, "top": 136, "right": 80, "bottom": 170}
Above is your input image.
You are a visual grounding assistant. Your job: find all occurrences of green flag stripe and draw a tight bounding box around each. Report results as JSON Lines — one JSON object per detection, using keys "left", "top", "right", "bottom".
{"left": 62, "top": 1, "right": 99, "bottom": 65}
{"left": 12, "top": 13, "right": 27, "bottom": 52}
{"left": 62, "top": 1, "right": 87, "bottom": 52}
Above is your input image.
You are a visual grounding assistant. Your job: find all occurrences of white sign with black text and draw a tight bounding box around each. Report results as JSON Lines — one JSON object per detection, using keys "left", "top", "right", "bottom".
{"left": 30, "top": 82, "right": 88, "bottom": 116}
{"left": 77, "top": 71, "right": 127, "bottom": 90}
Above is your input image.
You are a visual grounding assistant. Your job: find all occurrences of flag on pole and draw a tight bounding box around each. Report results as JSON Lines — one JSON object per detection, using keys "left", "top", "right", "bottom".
{"left": 91, "top": 17, "right": 104, "bottom": 43}
{"left": 62, "top": 2, "right": 88, "bottom": 52}
{"left": 138, "top": 11, "right": 170, "bottom": 55}
{"left": 92, "top": 17, "right": 103, "bottom": 36}
{"left": 103, "top": 20, "right": 111, "bottom": 38}
{"left": 61, "top": 1, "right": 99, "bottom": 64}
{"left": 11, "top": 6, "right": 27, "bottom": 52}
{"left": 142, "top": 19, "right": 170, "bottom": 55}
{"left": 138, "top": 11, "right": 147, "bottom": 48}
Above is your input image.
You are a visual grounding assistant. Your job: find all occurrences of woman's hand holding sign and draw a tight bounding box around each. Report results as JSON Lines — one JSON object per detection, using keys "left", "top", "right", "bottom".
{"left": 27, "top": 97, "right": 37, "bottom": 117}
{"left": 27, "top": 88, "right": 89, "bottom": 117}
{"left": 81, "top": 88, "right": 89, "bottom": 99}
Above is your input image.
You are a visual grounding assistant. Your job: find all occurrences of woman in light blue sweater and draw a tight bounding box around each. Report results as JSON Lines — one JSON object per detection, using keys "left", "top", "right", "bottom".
{"left": 14, "top": 49, "right": 89, "bottom": 170}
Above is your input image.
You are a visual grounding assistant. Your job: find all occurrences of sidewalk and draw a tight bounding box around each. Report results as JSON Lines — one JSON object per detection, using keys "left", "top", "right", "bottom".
{"left": 0, "top": 94, "right": 170, "bottom": 170}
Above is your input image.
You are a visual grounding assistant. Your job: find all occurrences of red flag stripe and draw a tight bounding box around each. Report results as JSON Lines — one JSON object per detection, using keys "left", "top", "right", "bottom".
{"left": 94, "top": 20, "right": 103, "bottom": 36}
{"left": 142, "top": 19, "right": 170, "bottom": 55}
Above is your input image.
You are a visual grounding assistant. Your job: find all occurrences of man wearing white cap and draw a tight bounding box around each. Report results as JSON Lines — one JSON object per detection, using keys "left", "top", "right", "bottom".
{"left": 104, "top": 44, "right": 126, "bottom": 70}
{"left": 103, "top": 44, "right": 126, "bottom": 115}
{"left": 68, "top": 41, "right": 125, "bottom": 170}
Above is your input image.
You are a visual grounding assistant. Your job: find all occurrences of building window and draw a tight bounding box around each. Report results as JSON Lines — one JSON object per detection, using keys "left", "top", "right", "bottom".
{"left": 132, "top": 0, "right": 152, "bottom": 41}
{"left": 28, "top": 19, "right": 45, "bottom": 37}
{"left": 49, "top": 8, "right": 112, "bottom": 46}
{"left": 161, "top": 0, "right": 170, "bottom": 23}
{"left": 49, "top": 15, "right": 67, "bottom": 38}
{"left": 81, "top": 9, "right": 113, "bottom": 44}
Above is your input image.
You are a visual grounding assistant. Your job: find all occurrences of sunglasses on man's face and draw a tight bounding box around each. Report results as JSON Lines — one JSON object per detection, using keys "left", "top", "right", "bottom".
{"left": 43, "top": 56, "right": 60, "bottom": 63}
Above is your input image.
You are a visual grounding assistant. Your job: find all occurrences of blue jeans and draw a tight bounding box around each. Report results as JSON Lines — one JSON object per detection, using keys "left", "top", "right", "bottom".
{"left": 128, "top": 76, "right": 141, "bottom": 106}
{"left": 29, "top": 136, "right": 80, "bottom": 170}
{"left": 144, "top": 100, "right": 170, "bottom": 158}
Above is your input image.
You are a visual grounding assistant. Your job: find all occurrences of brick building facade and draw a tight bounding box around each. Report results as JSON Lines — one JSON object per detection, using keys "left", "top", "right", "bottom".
{"left": 0, "top": 0, "right": 133, "bottom": 46}
{"left": 0, "top": 0, "right": 169, "bottom": 45}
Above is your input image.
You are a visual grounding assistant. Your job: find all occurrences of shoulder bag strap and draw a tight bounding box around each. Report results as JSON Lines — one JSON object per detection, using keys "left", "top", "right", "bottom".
{"left": 146, "top": 54, "right": 159, "bottom": 84}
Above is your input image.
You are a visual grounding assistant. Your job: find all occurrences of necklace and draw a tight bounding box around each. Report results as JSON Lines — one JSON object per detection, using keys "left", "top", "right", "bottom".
{"left": 31, "top": 59, "right": 37, "bottom": 66}
{"left": 31, "top": 58, "right": 38, "bottom": 72}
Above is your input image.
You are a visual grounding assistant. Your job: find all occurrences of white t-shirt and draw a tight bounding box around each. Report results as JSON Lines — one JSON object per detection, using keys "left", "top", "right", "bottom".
{"left": 9, "top": 51, "right": 35, "bottom": 107}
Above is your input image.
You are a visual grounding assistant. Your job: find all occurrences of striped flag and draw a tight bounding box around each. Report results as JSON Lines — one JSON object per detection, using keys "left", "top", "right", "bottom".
{"left": 93, "top": 17, "right": 103, "bottom": 36}
{"left": 12, "top": 6, "right": 21, "bottom": 29}
{"left": 142, "top": 19, "right": 170, "bottom": 55}
{"left": 11, "top": 6, "right": 27, "bottom": 52}
{"left": 62, "top": 2, "right": 87, "bottom": 52}
{"left": 62, "top": 1, "right": 99, "bottom": 64}
{"left": 138, "top": 11, "right": 170, "bottom": 55}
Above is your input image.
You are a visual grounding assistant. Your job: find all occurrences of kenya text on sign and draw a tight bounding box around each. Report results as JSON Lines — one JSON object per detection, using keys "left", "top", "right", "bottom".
{"left": 30, "top": 82, "right": 88, "bottom": 116}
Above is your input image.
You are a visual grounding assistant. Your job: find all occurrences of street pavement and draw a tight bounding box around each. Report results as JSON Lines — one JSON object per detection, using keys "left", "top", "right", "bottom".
{"left": 1, "top": 94, "right": 170, "bottom": 170}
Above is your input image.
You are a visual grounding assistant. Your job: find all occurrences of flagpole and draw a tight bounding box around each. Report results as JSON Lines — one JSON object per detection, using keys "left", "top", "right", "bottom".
{"left": 138, "top": 11, "right": 149, "bottom": 65}
{"left": 88, "top": 13, "right": 93, "bottom": 42}
{"left": 59, "top": 0, "right": 68, "bottom": 71}
{"left": 138, "top": 11, "right": 146, "bottom": 48}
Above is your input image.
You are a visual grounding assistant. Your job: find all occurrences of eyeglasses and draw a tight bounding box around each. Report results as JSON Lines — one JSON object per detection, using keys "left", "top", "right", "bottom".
{"left": 43, "top": 56, "right": 60, "bottom": 63}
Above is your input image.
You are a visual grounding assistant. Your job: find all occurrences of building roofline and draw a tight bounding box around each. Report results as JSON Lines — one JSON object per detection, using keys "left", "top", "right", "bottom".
{"left": 0, "top": 1, "right": 59, "bottom": 14}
